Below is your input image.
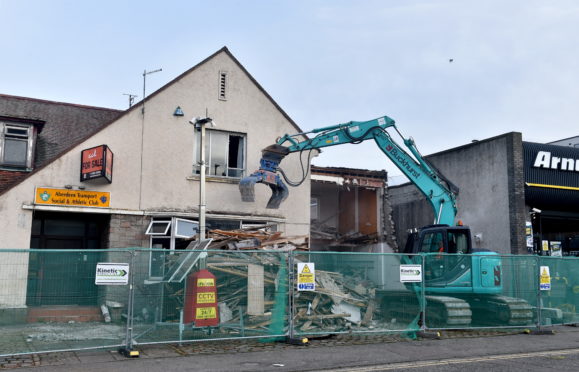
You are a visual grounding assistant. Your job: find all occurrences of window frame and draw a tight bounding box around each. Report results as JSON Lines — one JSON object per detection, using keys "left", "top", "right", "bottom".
{"left": 193, "top": 129, "right": 246, "bottom": 178}
{"left": 145, "top": 220, "right": 171, "bottom": 236}
{"left": 0, "top": 121, "right": 35, "bottom": 169}
{"left": 310, "top": 197, "right": 320, "bottom": 221}
{"left": 174, "top": 218, "right": 199, "bottom": 239}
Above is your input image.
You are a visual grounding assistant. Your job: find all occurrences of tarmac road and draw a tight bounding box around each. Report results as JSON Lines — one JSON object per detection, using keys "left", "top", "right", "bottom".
{"left": 6, "top": 326, "right": 579, "bottom": 371}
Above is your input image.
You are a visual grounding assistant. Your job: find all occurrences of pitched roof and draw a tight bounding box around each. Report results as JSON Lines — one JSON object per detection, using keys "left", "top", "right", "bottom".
{"left": 0, "top": 94, "right": 122, "bottom": 192}
{"left": 0, "top": 46, "right": 304, "bottom": 196}
{"left": 129, "top": 46, "right": 304, "bottom": 134}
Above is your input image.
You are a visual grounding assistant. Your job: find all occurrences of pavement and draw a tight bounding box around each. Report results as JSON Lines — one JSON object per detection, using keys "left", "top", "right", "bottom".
{"left": 2, "top": 326, "right": 579, "bottom": 371}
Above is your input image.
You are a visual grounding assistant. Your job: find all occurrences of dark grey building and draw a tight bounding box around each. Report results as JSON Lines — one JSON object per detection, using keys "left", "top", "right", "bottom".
{"left": 390, "top": 132, "right": 579, "bottom": 256}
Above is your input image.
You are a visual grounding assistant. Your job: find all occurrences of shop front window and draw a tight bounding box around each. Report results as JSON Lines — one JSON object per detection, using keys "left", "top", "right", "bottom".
{"left": 145, "top": 217, "right": 198, "bottom": 278}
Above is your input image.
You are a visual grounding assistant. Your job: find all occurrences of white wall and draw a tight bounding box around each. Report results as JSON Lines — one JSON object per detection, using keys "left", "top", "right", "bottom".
{"left": 0, "top": 49, "right": 310, "bottom": 307}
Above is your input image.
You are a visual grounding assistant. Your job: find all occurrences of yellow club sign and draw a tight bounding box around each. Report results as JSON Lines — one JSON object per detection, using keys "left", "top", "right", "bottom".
{"left": 35, "top": 187, "right": 110, "bottom": 208}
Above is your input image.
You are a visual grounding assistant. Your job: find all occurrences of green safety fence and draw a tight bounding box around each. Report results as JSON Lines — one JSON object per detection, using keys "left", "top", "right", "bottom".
{"left": 536, "top": 256, "right": 579, "bottom": 326}
{"left": 2, "top": 247, "right": 579, "bottom": 357}
{"left": 421, "top": 253, "right": 539, "bottom": 330}
{"left": 129, "top": 247, "right": 289, "bottom": 346}
{"left": 289, "top": 252, "right": 424, "bottom": 337}
{"left": 0, "top": 249, "right": 131, "bottom": 356}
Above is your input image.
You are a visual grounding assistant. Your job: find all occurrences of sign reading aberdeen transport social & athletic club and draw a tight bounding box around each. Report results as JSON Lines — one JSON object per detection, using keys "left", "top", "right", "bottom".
{"left": 35, "top": 187, "right": 110, "bottom": 208}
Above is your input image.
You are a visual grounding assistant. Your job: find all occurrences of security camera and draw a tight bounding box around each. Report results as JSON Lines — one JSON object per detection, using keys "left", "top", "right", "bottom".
{"left": 531, "top": 208, "right": 542, "bottom": 213}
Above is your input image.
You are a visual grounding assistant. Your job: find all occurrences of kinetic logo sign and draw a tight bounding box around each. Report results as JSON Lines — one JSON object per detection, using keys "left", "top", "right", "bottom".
{"left": 400, "top": 265, "right": 422, "bottom": 283}
{"left": 95, "top": 263, "right": 129, "bottom": 285}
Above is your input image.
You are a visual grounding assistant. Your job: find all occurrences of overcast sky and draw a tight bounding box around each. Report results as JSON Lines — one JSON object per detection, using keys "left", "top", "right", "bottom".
{"left": 2, "top": 0, "right": 579, "bottom": 177}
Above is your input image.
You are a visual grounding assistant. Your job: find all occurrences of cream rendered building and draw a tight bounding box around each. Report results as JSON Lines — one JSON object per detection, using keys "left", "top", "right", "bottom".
{"left": 0, "top": 47, "right": 310, "bottom": 316}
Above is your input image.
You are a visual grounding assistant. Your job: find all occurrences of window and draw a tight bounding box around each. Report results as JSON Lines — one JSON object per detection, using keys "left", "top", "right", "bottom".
{"left": 421, "top": 232, "right": 444, "bottom": 253}
{"left": 174, "top": 218, "right": 199, "bottom": 238}
{"left": 194, "top": 130, "right": 245, "bottom": 178}
{"left": 311, "top": 197, "right": 319, "bottom": 221}
{"left": 447, "top": 231, "right": 469, "bottom": 254}
{"left": 147, "top": 217, "right": 198, "bottom": 278}
{"left": 218, "top": 71, "right": 228, "bottom": 100}
{"left": 0, "top": 122, "right": 35, "bottom": 169}
{"left": 145, "top": 220, "right": 171, "bottom": 235}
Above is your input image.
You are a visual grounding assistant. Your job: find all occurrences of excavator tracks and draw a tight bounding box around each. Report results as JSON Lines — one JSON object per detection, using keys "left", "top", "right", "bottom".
{"left": 380, "top": 292, "right": 534, "bottom": 328}
{"left": 424, "top": 295, "right": 472, "bottom": 327}
{"left": 379, "top": 292, "right": 472, "bottom": 328}
{"left": 469, "top": 295, "right": 535, "bottom": 326}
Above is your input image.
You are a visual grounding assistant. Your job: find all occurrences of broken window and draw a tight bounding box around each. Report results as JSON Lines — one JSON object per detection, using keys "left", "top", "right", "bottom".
{"left": 193, "top": 129, "right": 245, "bottom": 178}
{"left": 147, "top": 217, "right": 198, "bottom": 278}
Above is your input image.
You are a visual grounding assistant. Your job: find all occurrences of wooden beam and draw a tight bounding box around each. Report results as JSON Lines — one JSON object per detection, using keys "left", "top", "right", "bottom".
{"left": 247, "top": 264, "right": 265, "bottom": 316}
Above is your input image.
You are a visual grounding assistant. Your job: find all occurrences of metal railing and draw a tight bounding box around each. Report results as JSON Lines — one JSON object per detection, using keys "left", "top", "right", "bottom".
{"left": 1, "top": 248, "right": 577, "bottom": 356}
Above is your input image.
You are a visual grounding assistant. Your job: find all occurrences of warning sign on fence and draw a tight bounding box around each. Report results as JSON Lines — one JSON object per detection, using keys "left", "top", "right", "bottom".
{"left": 540, "top": 266, "right": 551, "bottom": 291}
{"left": 297, "top": 263, "right": 315, "bottom": 291}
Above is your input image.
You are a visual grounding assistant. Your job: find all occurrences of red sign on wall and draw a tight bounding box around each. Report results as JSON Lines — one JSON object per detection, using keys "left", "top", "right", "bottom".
{"left": 80, "top": 145, "right": 113, "bottom": 183}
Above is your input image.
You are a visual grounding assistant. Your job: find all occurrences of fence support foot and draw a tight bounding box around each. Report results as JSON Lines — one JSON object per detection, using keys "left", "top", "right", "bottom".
{"left": 529, "top": 328, "right": 555, "bottom": 335}
{"left": 417, "top": 330, "right": 441, "bottom": 339}
{"left": 118, "top": 347, "right": 140, "bottom": 358}
{"left": 284, "top": 336, "right": 309, "bottom": 346}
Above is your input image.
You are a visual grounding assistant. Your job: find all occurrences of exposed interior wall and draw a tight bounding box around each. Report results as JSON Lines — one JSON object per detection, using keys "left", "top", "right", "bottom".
{"left": 338, "top": 188, "right": 357, "bottom": 234}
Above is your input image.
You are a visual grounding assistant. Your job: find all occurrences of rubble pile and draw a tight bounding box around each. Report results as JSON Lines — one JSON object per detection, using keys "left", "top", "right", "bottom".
{"left": 292, "top": 266, "right": 382, "bottom": 332}
{"left": 207, "top": 227, "right": 309, "bottom": 251}
{"left": 204, "top": 250, "right": 387, "bottom": 333}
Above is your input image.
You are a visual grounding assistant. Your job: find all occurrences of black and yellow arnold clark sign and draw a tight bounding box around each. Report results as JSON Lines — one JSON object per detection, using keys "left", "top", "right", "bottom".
{"left": 35, "top": 187, "right": 110, "bottom": 208}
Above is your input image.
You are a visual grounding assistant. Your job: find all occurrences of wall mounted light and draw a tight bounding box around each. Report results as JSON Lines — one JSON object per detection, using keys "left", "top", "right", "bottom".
{"left": 173, "top": 106, "right": 184, "bottom": 116}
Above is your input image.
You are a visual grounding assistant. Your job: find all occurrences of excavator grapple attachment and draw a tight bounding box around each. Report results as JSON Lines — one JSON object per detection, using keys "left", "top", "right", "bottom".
{"left": 238, "top": 144, "right": 290, "bottom": 209}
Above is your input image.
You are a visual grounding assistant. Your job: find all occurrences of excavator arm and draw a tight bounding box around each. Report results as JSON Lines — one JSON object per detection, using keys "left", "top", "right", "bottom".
{"left": 239, "top": 115, "right": 458, "bottom": 225}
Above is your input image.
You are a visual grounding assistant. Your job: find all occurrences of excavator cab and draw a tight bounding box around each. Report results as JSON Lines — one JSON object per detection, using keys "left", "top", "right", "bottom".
{"left": 404, "top": 225, "right": 473, "bottom": 285}
{"left": 404, "top": 225, "right": 472, "bottom": 255}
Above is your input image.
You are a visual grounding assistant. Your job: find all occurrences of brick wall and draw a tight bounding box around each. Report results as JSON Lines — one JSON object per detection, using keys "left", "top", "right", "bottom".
{"left": 0, "top": 170, "right": 28, "bottom": 194}
{"left": 106, "top": 214, "right": 149, "bottom": 248}
{"left": 506, "top": 132, "right": 528, "bottom": 254}
{"left": 101, "top": 214, "right": 155, "bottom": 315}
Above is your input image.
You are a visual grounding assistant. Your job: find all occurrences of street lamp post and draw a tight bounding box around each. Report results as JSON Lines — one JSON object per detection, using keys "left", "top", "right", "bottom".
{"left": 190, "top": 117, "right": 215, "bottom": 241}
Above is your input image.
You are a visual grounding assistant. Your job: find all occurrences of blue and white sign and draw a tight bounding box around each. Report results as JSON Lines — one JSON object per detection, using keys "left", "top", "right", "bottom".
{"left": 297, "top": 262, "right": 315, "bottom": 292}
{"left": 539, "top": 266, "right": 551, "bottom": 291}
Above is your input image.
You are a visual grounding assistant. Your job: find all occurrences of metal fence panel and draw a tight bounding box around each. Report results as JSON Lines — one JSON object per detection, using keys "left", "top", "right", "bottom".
{"left": 129, "top": 249, "right": 289, "bottom": 346}
{"left": 0, "top": 249, "right": 131, "bottom": 357}
{"left": 422, "top": 253, "right": 538, "bottom": 330}
{"left": 537, "top": 256, "right": 579, "bottom": 326}
{"left": 3, "top": 247, "right": 579, "bottom": 358}
{"left": 289, "top": 252, "right": 424, "bottom": 336}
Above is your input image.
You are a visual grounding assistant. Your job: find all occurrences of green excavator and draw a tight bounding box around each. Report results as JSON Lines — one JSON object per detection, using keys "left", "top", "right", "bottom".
{"left": 239, "top": 115, "right": 533, "bottom": 327}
